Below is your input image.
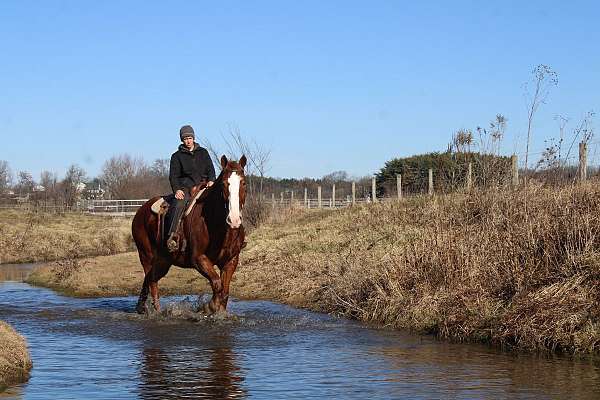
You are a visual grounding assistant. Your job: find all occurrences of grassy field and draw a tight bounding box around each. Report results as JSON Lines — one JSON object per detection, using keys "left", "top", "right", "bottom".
{"left": 0, "top": 321, "right": 32, "bottom": 390}
{"left": 22, "top": 182, "right": 600, "bottom": 354}
{"left": 0, "top": 209, "right": 133, "bottom": 264}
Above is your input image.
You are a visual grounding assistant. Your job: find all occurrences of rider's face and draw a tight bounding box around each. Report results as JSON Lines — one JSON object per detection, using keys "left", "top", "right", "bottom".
{"left": 183, "top": 136, "right": 194, "bottom": 149}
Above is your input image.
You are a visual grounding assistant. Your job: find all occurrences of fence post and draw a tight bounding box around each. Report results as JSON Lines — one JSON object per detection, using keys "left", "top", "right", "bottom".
{"left": 428, "top": 169, "right": 433, "bottom": 196}
{"left": 352, "top": 182, "right": 356, "bottom": 205}
{"left": 466, "top": 162, "right": 472, "bottom": 190}
{"left": 396, "top": 174, "right": 402, "bottom": 200}
{"left": 304, "top": 188, "right": 308, "bottom": 208}
{"left": 291, "top": 190, "right": 294, "bottom": 205}
{"left": 371, "top": 177, "right": 377, "bottom": 203}
{"left": 271, "top": 193, "right": 275, "bottom": 210}
{"left": 579, "top": 141, "right": 588, "bottom": 181}
{"left": 318, "top": 186, "right": 322, "bottom": 208}
{"left": 280, "top": 192, "right": 284, "bottom": 205}
{"left": 511, "top": 155, "right": 519, "bottom": 187}
{"left": 332, "top": 184, "right": 336, "bottom": 208}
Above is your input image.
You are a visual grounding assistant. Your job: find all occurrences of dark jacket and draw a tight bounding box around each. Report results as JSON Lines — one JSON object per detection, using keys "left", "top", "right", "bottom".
{"left": 169, "top": 143, "right": 216, "bottom": 192}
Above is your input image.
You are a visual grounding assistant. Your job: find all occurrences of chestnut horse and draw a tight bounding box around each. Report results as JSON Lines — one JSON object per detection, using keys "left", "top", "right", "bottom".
{"left": 132, "top": 155, "right": 247, "bottom": 314}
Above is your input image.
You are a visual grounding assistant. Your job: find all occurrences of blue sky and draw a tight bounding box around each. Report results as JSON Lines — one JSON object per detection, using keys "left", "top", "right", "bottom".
{"left": 0, "top": 1, "right": 598, "bottom": 181}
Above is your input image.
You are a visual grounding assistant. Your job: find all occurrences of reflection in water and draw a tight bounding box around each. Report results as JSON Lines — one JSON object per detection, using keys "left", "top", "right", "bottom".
{"left": 374, "top": 338, "right": 600, "bottom": 399}
{"left": 139, "top": 334, "right": 246, "bottom": 399}
{"left": 0, "top": 264, "right": 35, "bottom": 282}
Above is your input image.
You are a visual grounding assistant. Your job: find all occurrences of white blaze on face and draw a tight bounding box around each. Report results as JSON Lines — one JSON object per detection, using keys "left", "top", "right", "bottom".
{"left": 226, "top": 172, "right": 242, "bottom": 228}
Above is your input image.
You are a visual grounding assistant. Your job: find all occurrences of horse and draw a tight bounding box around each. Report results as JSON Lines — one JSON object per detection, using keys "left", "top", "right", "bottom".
{"left": 131, "top": 155, "right": 247, "bottom": 314}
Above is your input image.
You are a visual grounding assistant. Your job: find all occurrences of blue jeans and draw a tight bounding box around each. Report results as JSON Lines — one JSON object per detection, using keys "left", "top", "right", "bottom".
{"left": 167, "top": 189, "right": 191, "bottom": 238}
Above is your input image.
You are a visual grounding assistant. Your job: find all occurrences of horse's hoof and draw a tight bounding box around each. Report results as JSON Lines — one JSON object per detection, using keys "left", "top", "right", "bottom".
{"left": 201, "top": 300, "right": 221, "bottom": 315}
{"left": 135, "top": 303, "right": 147, "bottom": 315}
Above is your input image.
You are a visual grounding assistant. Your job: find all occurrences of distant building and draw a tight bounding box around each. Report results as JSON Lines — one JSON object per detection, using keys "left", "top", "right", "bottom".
{"left": 83, "top": 183, "right": 105, "bottom": 200}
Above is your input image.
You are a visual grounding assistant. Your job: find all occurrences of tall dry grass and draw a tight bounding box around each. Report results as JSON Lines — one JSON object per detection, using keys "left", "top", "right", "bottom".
{"left": 0, "top": 210, "right": 134, "bottom": 264}
{"left": 237, "top": 182, "right": 600, "bottom": 354}
{"left": 0, "top": 321, "right": 32, "bottom": 389}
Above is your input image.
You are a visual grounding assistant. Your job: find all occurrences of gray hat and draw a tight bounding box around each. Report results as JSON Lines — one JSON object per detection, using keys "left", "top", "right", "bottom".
{"left": 179, "top": 125, "right": 195, "bottom": 141}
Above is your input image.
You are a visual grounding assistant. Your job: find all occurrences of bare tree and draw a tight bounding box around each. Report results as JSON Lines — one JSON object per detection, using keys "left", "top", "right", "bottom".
{"left": 202, "top": 124, "right": 272, "bottom": 199}
{"left": 61, "top": 164, "right": 87, "bottom": 207}
{"left": 100, "top": 154, "right": 170, "bottom": 199}
{"left": 0, "top": 160, "right": 12, "bottom": 193}
{"left": 100, "top": 154, "right": 144, "bottom": 199}
{"left": 251, "top": 141, "right": 271, "bottom": 200}
{"left": 523, "top": 64, "right": 558, "bottom": 169}
{"left": 39, "top": 170, "right": 59, "bottom": 203}
{"left": 16, "top": 171, "right": 34, "bottom": 196}
{"left": 149, "top": 158, "right": 171, "bottom": 194}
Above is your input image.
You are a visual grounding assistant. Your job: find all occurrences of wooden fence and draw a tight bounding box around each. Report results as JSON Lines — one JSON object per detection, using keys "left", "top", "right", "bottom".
{"left": 2, "top": 142, "right": 592, "bottom": 216}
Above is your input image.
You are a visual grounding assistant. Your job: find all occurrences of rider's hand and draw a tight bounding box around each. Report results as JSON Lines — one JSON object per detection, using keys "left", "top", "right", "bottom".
{"left": 175, "top": 190, "right": 185, "bottom": 200}
{"left": 207, "top": 181, "right": 214, "bottom": 187}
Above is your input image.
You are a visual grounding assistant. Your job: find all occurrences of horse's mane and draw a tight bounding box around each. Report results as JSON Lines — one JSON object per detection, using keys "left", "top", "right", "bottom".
{"left": 195, "top": 169, "right": 225, "bottom": 204}
{"left": 194, "top": 160, "right": 245, "bottom": 208}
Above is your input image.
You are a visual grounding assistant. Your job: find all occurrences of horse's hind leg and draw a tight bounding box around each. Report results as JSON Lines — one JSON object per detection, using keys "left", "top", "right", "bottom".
{"left": 148, "top": 259, "right": 171, "bottom": 313}
{"left": 135, "top": 255, "right": 153, "bottom": 314}
{"left": 136, "top": 274, "right": 151, "bottom": 314}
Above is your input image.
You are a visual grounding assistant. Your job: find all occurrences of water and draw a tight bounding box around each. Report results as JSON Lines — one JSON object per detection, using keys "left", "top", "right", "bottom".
{"left": 1, "top": 264, "right": 600, "bottom": 399}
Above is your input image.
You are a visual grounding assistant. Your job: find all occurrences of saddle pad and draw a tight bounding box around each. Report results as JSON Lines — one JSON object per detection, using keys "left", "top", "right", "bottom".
{"left": 185, "top": 187, "right": 207, "bottom": 216}
{"left": 151, "top": 198, "right": 165, "bottom": 214}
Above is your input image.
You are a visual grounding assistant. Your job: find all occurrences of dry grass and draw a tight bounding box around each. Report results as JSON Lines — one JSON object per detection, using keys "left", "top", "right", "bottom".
{"left": 235, "top": 182, "right": 600, "bottom": 354}
{"left": 0, "top": 210, "right": 133, "bottom": 264}
{"left": 0, "top": 321, "right": 32, "bottom": 389}
{"left": 27, "top": 252, "right": 209, "bottom": 297}
{"left": 23, "top": 182, "right": 600, "bottom": 354}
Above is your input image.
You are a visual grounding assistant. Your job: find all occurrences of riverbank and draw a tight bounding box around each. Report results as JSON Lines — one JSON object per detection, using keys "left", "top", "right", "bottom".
{"left": 0, "top": 209, "right": 133, "bottom": 264}
{"left": 26, "top": 252, "right": 209, "bottom": 297}
{"left": 0, "top": 321, "right": 32, "bottom": 390}
{"left": 26, "top": 182, "right": 600, "bottom": 354}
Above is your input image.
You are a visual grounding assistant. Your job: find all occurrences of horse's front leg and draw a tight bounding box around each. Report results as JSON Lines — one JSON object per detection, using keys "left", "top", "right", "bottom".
{"left": 194, "top": 255, "right": 223, "bottom": 314}
{"left": 219, "top": 255, "right": 239, "bottom": 312}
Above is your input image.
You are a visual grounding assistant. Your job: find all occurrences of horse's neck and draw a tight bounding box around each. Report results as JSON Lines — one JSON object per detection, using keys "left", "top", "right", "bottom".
{"left": 201, "top": 183, "right": 228, "bottom": 230}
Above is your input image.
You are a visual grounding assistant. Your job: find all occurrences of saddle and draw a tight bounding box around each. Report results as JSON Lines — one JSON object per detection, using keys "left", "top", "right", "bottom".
{"left": 151, "top": 184, "right": 207, "bottom": 251}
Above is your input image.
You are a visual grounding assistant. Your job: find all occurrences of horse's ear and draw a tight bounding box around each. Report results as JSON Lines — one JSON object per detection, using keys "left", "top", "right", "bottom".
{"left": 220, "top": 155, "right": 228, "bottom": 169}
{"left": 239, "top": 155, "right": 247, "bottom": 169}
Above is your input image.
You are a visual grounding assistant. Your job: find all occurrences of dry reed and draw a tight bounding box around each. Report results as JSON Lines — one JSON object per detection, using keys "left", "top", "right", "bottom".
{"left": 236, "top": 181, "right": 600, "bottom": 354}
{"left": 0, "top": 321, "right": 32, "bottom": 389}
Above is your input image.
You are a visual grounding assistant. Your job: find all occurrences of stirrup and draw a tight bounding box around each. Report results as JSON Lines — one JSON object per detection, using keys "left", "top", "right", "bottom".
{"left": 167, "top": 236, "right": 179, "bottom": 252}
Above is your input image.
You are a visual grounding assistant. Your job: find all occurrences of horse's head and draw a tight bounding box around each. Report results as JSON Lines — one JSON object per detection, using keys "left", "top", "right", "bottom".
{"left": 220, "top": 154, "right": 247, "bottom": 229}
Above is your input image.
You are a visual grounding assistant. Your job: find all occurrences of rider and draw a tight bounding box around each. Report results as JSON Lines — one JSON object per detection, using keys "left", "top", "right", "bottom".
{"left": 166, "top": 124, "right": 215, "bottom": 252}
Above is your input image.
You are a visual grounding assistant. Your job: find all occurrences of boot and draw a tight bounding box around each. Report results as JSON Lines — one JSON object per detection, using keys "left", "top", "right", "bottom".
{"left": 167, "top": 233, "right": 179, "bottom": 252}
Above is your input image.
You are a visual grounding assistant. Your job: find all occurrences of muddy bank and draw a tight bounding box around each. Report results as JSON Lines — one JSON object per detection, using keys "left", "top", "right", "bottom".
{"left": 0, "top": 320, "right": 32, "bottom": 390}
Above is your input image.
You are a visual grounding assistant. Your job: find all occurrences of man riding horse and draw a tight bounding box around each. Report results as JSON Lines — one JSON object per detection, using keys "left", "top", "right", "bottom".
{"left": 132, "top": 124, "right": 247, "bottom": 314}
{"left": 167, "top": 124, "right": 215, "bottom": 252}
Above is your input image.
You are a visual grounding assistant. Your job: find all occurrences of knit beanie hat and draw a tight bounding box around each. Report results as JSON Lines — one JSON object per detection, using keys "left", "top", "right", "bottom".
{"left": 179, "top": 125, "right": 195, "bottom": 141}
